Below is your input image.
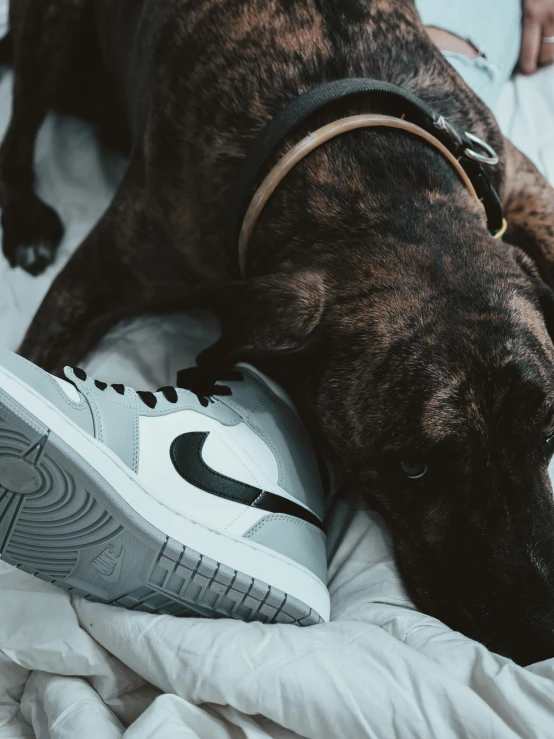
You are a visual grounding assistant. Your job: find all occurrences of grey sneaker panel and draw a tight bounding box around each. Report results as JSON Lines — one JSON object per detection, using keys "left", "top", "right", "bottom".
{"left": 65, "top": 368, "right": 140, "bottom": 473}
{"left": 220, "top": 366, "right": 324, "bottom": 519}
{"left": 61, "top": 371, "right": 242, "bottom": 472}
{"left": 0, "top": 348, "right": 94, "bottom": 436}
{"left": 243, "top": 514, "right": 327, "bottom": 585}
{"left": 138, "top": 390, "right": 241, "bottom": 426}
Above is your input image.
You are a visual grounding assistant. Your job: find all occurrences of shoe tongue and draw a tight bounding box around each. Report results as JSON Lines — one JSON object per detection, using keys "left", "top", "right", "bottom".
{"left": 236, "top": 363, "right": 298, "bottom": 414}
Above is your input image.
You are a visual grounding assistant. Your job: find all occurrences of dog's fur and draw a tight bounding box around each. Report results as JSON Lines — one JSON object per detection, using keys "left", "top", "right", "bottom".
{"left": 3, "top": 0, "right": 554, "bottom": 665}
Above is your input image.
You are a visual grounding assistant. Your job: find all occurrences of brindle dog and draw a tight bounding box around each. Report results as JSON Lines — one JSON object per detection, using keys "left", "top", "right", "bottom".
{"left": 2, "top": 0, "right": 554, "bottom": 665}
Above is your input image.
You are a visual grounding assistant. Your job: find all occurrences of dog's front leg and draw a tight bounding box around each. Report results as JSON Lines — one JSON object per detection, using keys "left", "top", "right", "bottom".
{"left": 17, "top": 160, "right": 167, "bottom": 374}
{"left": 503, "top": 138, "right": 554, "bottom": 285}
{"left": 0, "top": 0, "right": 88, "bottom": 275}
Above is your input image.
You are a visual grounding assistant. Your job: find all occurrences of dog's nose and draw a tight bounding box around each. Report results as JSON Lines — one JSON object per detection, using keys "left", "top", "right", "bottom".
{"left": 509, "top": 629, "right": 554, "bottom": 666}
{"left": 490, "top": 608, "right": 554, "bottom": 666}
{"left": 448, "top": 558, "right": 554, "bottom": 665}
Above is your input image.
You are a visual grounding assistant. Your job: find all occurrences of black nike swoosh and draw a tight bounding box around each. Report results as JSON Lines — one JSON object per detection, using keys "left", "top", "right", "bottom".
{"left": 170, "top": 431, "right": 322, "bottom": 530}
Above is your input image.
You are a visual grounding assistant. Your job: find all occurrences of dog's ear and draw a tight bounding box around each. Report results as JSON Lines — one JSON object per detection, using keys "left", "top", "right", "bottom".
{"left": 511, "top": 245, "right": 554, "bottom": 343}
{"left": 198, "top": 269, "right": 326, "bottom": 367}
{"left": 534, "top": 279, "right": 554, "bottom": 345}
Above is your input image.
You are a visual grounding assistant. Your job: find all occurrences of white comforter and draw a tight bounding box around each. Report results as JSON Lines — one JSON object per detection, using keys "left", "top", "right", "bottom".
{"left": 1, "top": 35, "right": 554, "bottom": 739}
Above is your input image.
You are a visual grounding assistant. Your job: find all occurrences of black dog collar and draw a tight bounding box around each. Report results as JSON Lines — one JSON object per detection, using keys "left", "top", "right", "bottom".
{"left": 231, "top": 78, "right": 506, "bottom": 276}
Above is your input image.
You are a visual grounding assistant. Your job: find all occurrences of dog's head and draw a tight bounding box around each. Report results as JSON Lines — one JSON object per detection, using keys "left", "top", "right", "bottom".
{"left": 223, "top": 223, "right": 554, "bottom": 665}
{"left": 315, "top": 242, "right": 554, "bottom": 667}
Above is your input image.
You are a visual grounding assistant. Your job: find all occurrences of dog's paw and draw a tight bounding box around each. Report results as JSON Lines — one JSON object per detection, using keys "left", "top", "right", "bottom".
{"left": 1, "top": 196, "right": 64, "bottom": 276}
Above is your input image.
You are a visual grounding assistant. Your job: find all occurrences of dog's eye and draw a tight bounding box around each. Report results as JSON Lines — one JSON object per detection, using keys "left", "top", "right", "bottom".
{"left": 401, "top": 458, "right": 428, "bottom": 479}
{"left": 542, "top": 407, "right": 554, "bottom": 440}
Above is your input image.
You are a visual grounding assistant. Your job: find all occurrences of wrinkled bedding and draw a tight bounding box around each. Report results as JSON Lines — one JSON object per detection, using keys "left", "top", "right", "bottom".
{"left": 1, "top": 29, "right": 554, "bottom": 739}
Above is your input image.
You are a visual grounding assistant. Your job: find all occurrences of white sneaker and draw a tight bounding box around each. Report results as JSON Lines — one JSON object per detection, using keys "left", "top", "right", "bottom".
{"left": 0, "top": 349, "right": 329, "bottom": 624}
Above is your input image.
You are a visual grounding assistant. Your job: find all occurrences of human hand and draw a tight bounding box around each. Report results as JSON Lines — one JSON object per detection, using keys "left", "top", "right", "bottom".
{"left": 520, "top": 0, "right": 554, "bottom": 74}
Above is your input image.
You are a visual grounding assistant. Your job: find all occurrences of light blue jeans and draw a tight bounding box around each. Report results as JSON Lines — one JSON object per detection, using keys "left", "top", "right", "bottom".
{"left": 414, "top": 0, "right": 522, "bottom": 109}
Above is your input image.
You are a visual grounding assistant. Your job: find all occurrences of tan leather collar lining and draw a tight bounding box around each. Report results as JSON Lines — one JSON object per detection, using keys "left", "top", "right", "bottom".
{"left": 238, "top": 114, "right": 507, "bottom": 278}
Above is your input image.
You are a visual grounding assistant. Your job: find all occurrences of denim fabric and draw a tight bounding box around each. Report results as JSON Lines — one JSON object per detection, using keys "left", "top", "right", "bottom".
{"left": 414, "top": 0, "right": 522, "bottom": 108}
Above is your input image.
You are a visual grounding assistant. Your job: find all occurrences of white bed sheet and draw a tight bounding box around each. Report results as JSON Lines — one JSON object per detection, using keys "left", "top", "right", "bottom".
{"left": 1, "top": 42, "right": 554, "bottom": 739}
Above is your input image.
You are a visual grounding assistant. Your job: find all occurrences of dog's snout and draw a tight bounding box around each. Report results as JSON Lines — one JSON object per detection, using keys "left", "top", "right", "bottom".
{"left": 456, "top": 537, "right": 554, "bottom": 664}
{"left": 444, "top": 570, "right": 554, "bottom": 665}
{"left": 506, "top": 618, "right": 554, "bottom": 666}
{"left": 395, "top": 476, "right": 554, "bottom": 666}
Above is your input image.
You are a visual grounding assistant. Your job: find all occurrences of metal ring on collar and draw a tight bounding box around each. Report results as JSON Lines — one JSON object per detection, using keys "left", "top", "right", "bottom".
{"left": 464, "top": 132, "right": 499, "bottom": 166}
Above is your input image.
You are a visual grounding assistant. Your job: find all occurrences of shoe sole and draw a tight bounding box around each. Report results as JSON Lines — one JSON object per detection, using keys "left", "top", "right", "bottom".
{"left": 0, "top": 368, "right": 329, "bottom": 625}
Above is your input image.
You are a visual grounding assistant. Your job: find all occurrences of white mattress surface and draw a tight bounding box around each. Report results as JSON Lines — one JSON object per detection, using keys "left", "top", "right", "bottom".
{"left": 1, "top": 32, "right": 554, "bottom": 739}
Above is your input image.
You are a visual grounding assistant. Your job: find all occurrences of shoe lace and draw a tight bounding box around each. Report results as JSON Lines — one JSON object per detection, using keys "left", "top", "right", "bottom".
{"left": 70, "top": 366, "right": 243, "bottom": 409}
